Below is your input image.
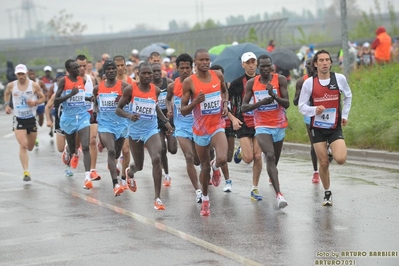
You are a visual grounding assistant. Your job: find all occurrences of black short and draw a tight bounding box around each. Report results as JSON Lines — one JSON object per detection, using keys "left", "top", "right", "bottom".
{"left": 236, "top": 122, "right": 255, "bottom": 139}
{"left": 311, "top": 126, "right": 344, "bottom": 144}
{"left": 225, "top": 125, "right": 236, "bottom": 138}
{"left": 158, "top": 109, "right": 175, "bottom": 132}
{"left": 13, "top": 116, "right": 37, "bottom": 134}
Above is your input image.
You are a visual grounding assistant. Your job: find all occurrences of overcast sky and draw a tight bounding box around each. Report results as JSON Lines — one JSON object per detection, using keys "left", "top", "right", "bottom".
{"left": 0, "top": 0, "right": 396, "bottom": 39}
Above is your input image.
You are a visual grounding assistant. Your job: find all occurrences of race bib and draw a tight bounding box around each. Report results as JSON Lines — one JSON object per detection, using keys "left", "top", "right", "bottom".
{"left": 132, "top": 97, "right": 156, "bottom": 120}
{"left": 66, "top": 89, "right": 85, "bottom": 107}
{"left": 200, "top": 91, "right": 221, "bottom": 115}
{"left": 174, "top": 98, "right": 192, "bottom": 118}
{"left": 98, "top": 93, "right": 118, "bottom": 112}
{"left": 254, "top": 90, "right": 277, "bottom": 111}
{"left": 16, "top": 105, "right": 33, "bottom": 118}
{"left": 158, "top": 91, "right": 167, "bottom": 110}
{"left": 313, "top": 108, "right": 336, "bottom": 129}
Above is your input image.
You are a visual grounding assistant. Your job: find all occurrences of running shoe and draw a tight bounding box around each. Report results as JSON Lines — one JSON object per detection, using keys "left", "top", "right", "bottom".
{"left": 250, "top": 189, "right": 263, "bottom": 201}
{"left": 154, "top": 198, "right": 166, "bottom": 210}
{"left": 196, "top": 189, "right": 203, "bottom": 203}
{"left": 277, "top": 193, "right": 288, "bottom": 209}
{"left": 97, "top": 141, "right": 103, "bottom": 153}
{"left": 113, "top": 184, "right": 124, "bottom": 197}
{"left": 65, "top": 168, "right": 73, "bottom": 177}
{"left": 233, "top": 146, "right": 242, "bottom": 164}
{"left": 223, "top": 179, "right": 232, "bottom": 192}
{"left": 90, "top": 170, "right": 101, "bottom": 181}
{"left": 83, "top": 180, "right": 93, "bottom": 190}
{"left": 163, "top": 176, "right": 171, "bottom": 186}
{"left": 210, "top": 160, "right": 221, "bottom": 187}
{"left": 70, "top": 153, "right": 79, "bottom": 169}
{"left": 125, "top": 168, "right": 137, "bottom": 192}
{"left": 121, "top": 179, "right": 129, "bottom": 190}
{"left": 312, "top": 172, "right": 320, "bottom": 183}
{"left": 35, "top": 139, "right": 39, "bottom": 147}
{"left": 61, "top": 145, "right": 70, "bottom": 165}
{"left": 23, "top": 170, "right": 31, "bottom": 182}
{"left": 200, "top": 200, "right": 210, "bottom": 216}
{"left": 322, "top": 191, "right": 333, "bottom": 206}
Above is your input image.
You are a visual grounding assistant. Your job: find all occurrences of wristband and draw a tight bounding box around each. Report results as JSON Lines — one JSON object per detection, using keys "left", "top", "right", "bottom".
{"left": 4, "top": 102, "right": 9, "bottom": 106}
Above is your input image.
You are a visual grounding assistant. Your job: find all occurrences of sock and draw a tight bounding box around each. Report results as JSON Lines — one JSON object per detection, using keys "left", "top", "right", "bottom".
{"left": 252, "top": 186, "right": 258, "bottom": 190}
{"left": 165, "top": 174, "right": 170, "bottom": 179}
{"left": 90, "top": 169, "right": 95, "bottom": 172}
{"left": 85, "top": 171, "right": 90, "bottom": 180}
{"left": 112, "top": 179, "right": 119, "bottom": 186}
{"left": 121, "top": 176, "right": 126, "bottom": 180}
{"left": 277, "top": 192, "right": 283, "bottom": 197}
{"left": 212, "top": 161, "right": 218, "bottom": 171}
{"left": 314, "top": 171, "right": 319, "bottom": 173}
{"left": 202, "top": 195, "right": 209, "bottom": 201}
{"left": 196, "top": 189, "right": 202, "bottom": 194}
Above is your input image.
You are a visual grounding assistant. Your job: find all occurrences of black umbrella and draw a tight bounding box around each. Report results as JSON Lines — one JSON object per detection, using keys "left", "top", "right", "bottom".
{"left": 139, "top": 43, "right": 168, "bottom": 59}
{"left": 271, "top": 48, "right": 301, "bottom": 70}
{"left": 212, "top": 43, "right": 270, "bottom": 82}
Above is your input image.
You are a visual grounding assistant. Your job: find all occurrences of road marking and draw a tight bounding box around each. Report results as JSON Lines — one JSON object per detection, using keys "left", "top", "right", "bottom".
{"left": 3, "top": 132, "right": 14, "bottom": 138}
{"left": 31, "top": 179, "right": 262, "bottom": 266}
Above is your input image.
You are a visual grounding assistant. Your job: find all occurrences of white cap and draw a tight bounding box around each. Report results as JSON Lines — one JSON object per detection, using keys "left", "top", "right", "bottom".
{"left": 44, "top": 65, "right": 52, "bottom": 72}
{"left": 15, "top": 64, "right": 28, "bottom": 74}
{"left": 126, "top": 61, "right": 133, "bottom": 66}
{"left": 232, "top": 41, "right": 239, "bottom": 45}
{"left": 163, "top": 57, "right": 170, "bottom": 63}
{"left": 241, "top": 52, "right": 257, "bottom": 63}
{"left": 363, "top": 42, "right": 370, "bottom": 48}
{"left": 131, "top": 49, "right": 139, "bottom": 55}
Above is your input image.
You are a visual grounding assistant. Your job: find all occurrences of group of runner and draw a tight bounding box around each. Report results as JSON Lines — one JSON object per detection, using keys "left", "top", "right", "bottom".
{"left": 3, "top": 48, "right": 352, "bottom": 215}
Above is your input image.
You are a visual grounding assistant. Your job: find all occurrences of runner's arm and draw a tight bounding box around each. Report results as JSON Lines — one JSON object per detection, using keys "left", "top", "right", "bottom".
{"left": 298, "top": 78, "right": 317, "bottom": 117}
{"left": 4, "top": 83, "right": 13, "bottom": 114}
{"left": 181, "top": 77, "right": 203, "bottom": 116}
{"left": 45, "top": 94, "right": 55, "bottom": 127}
{"left": 273, "top": 75, "right": 289, "bottom": 109}
{"left": 165, "top": 82, "right": 174, "bottom": 118}
{"left": 293, "top": 77, "right": 305, "bottom": 106}
{"left": 54, "top": 78, "right": 78, "bottom": 106}
{"left": 115, "top": 84, "right": 136, "bottom": 120}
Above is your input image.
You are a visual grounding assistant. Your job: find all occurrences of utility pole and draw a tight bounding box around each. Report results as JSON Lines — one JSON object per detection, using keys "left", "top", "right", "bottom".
{"left": 340, "top": 0, "right": 350, "bottom": 78}
{"left": 5, "top": 9, "right": 15, "bottom": 39}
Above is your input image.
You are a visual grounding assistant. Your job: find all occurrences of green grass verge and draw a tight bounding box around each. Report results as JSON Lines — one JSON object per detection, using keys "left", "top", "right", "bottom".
{"left": 285, "top": 63, "right": 399, "bottom": 151}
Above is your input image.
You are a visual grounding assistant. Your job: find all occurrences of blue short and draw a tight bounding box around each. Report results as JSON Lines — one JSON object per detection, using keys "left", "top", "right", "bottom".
{"left": 303, "top": 115, "right": 311, "bottom": 125}
{"left": 193, "top": 128, "right": 225, "bottom": 147}
{"left": 36, "top": 105, "right": 45, "bottom": 115}
{"left": 128, "top": 128, "right": 159, "bottom": 144}
{"left": 98, "top": 124, "right": 127, "bottom": 140}
{"left": 255, "top": 127, "right": 286, "bottom": 143}
{"left": 60, "top": 112, "right": 90, "bottom": 135}
{"left": 175, "top": 127, "right": 194, "bottom": 140}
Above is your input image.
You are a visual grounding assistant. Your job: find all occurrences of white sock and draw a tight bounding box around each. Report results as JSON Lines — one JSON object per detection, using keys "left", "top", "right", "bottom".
{"left": 212, "top": 161, "right": 219, "bottom": 171}
{"left": 90, "top": 169, "right": 95, "bottom": 172}
{"left": 196, "top": 189, "right": 202, "bottom": 195}
{"left": 314, "top": 171, "right": 319, "bottom": 173}
{"left": 252, "top": 186, "right": 258, "bottom": 190}
{"left": 202, "top": 195, "right": 209, "bottom": 201}
{"left": 165, "top": 174, "right": 170, "bottom": 179}
{"left": 85, "top": 171, "right": 91, "bottom": 180}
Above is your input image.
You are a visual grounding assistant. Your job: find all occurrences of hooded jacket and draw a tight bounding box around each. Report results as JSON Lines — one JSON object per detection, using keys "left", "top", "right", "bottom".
{"left": 371, "top": 26, "right": 391, "bottom": 62}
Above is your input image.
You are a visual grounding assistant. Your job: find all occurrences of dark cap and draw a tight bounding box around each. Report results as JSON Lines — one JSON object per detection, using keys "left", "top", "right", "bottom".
{"left": 102, "top": 59, "right": 116, "bottom": 71}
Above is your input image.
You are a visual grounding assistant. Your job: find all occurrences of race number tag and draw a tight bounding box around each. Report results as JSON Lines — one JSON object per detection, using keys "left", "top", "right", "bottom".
{"left": 174, "top": 98, "right": 193, "bottom": 118}
{"left": 158, "top": 91, "right": 167, "bottom": 110}
{"left": 200, "top": 91, "right": 221, "bottom": 115}
{"left": 66, "top": 89, "right": 85, "bottom": 107}
{"left": 98, "top": 93, "right": 118, "bottom": 112}
{"left": 313, "top": 108, "right": 336, "bottom": 129}
{"left": 254, "top": 90, "right": 277, "bottom": 111}
{"left": 16, "top": 105, "right": 33, "bottom": 118}
{"left": 132, "top": 97, "right": 156, "bottom": 120}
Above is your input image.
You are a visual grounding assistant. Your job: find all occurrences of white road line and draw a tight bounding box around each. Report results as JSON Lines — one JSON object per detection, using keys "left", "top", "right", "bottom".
{"left": 2, "top": 132, "right": 14, "bottom": 138}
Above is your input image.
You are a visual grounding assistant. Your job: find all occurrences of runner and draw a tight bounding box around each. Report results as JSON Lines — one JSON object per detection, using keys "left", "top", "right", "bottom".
{"left": 241, "top": 54, "right": 289, "bottom": 209}
{"left": 54, "top": 59, "right": 93, "bottom": 189}
{"left": 165, "top": 53, "right": 203, "bottom": 202}
{"left": 3, "top": 64, "right": 45, "bottom": 181}
{"left": 148, "top": 52, "right": 167, "bottom": 78}
{"left": 93, "top": 60, "right": 130, "bottom": 196}
{"left": 298, "top": 50, "right": 352, "bottom": 206}
{"left": 116, "top": 62, "right": 173, "bottom": 210}
{"left": 113, "top": 55, "right": 136, "bottom": 189}
{"left": 293, "top": 58, "right": 320, "bottom": 183}
{"left": 151, "top": 62, "right": 176, "bottom": 186}
{"left": 41, "top": 65, "right": 55, "bottom": 137}
{"left": 181, "top": 49, "right": 229, "bottom": 216}
{"left": 76, "top": 54, "right": 101, "bottom": 182}
{"left": 229, "top": 52, "right": 264, "bottom": 200}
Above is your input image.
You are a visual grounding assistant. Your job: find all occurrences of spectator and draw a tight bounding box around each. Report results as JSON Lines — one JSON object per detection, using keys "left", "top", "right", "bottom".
{"left": 266, "top": 40, "right": 275, "bottom": 52}
{"left": 371, "top": 26, "right": 391, "bottom": 64}
{"left": 358, "top": 42, "right": 373, "bottom": 67}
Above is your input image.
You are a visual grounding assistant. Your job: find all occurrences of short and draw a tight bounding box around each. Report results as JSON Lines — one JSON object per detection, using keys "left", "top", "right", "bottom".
{"left": 225, "top": 125, "right": 236, "bottom": 138}
{"left": 175, "top": 127, "right": 194, "bottom": 140}
{"left": 36, "top": 105, "right": 45, "bottom": 115}
{"left": 98, "top": 124, "right": 128, "bottom": 140}
{"left": 255, "top": 127, "right": 286, "bottom": 143}
{"left": 193, "top": 128, "right": 225, "bottom": 147}
{"left": 311, "top": 126, "right": 344, "bottom": 144}
{"left": 60, "top": 112, "right": 90, "bottom": 135}
{"left": 13, "top": 116, "right": 37, "bottom": 134}
{"left": 236, "top": 122, "right": 255, "bottom": 139}
{"left": 128, "top": 127, "right": 159, "bottom": 144}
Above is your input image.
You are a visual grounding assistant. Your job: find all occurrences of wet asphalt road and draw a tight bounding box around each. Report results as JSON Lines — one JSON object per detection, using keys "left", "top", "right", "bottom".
{"left": 0, "top": 112, "right": 398, "bottom": 266}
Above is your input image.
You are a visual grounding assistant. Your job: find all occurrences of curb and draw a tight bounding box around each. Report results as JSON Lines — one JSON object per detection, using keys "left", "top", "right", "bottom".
{"left": 283, "top": 142, "right": 399, "bottom": 170}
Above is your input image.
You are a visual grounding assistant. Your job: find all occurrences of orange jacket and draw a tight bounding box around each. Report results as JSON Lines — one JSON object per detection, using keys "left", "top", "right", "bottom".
{"left": 372, "top": 27, "right": 391, "bottom": 62}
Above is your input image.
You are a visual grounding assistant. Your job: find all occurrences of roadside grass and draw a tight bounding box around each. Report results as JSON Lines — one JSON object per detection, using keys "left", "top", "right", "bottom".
{"left": 285, "top": 63, "right": 399, "bottom": 151}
